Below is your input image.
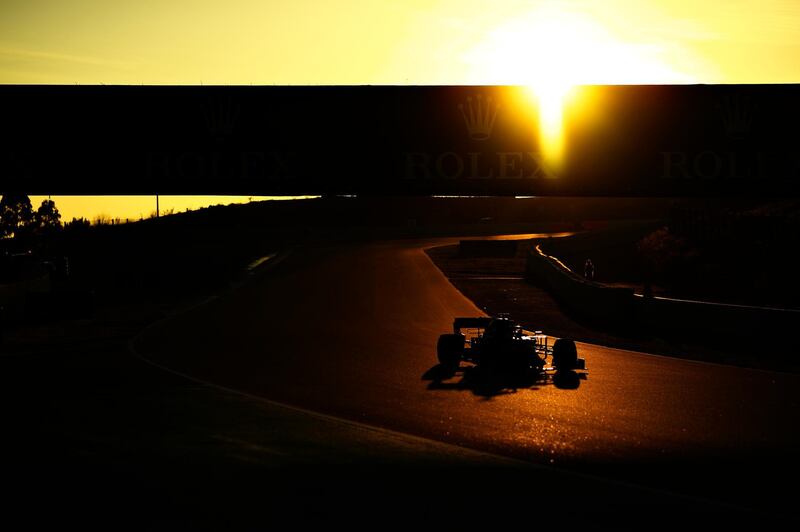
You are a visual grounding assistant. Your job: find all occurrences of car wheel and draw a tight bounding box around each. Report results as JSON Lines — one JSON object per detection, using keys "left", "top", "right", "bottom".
{"left": 437, "top": 333, "right": 464, "bottom": 368}
{"left": 552, "top": 338, "right": 578, "bottom": 370}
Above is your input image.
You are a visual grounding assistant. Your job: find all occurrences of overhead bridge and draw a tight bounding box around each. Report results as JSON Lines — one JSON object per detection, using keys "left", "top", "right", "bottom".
{"left": 2, "top": 85, "right": 798, "bottom": 197}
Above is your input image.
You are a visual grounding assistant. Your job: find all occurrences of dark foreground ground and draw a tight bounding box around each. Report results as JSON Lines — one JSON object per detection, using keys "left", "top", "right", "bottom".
{"left": 2, "top": 337, "right": 747, "bottom": 528}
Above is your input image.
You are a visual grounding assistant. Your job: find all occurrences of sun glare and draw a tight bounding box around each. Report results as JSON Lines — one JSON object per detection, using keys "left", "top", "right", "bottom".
{"left": 531, "top": 82, "right": 570, "bottom": 172}
{"left": 464, "top": 5, "right": 695, "bottom": 171}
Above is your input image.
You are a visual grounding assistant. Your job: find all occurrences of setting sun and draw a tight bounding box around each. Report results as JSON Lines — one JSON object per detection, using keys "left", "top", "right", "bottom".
{"left": 463, "top": 4, "right": 697, "bottom": 170}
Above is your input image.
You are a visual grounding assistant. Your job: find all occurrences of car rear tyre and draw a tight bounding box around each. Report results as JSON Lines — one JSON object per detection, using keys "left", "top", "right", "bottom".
{"left": 552, "top": 338, "right": 578, "bottom": 370}
{"left": 437, "top": 333, "right": 464, "bottom": 368}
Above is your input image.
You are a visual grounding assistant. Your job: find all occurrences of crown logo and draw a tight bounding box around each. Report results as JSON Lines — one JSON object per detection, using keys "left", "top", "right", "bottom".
{"left": 718, "top": 93, "right": 754, "bottom": 140}
{"left": 459, "top": 95, "right": 499, "bottom": 140}
{"left": 203, "top": 95, "right": 240, "bottom": 142}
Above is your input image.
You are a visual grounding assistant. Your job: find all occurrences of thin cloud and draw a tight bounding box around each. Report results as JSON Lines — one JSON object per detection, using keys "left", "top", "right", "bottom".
{"left": 0, "top": 44, "right": 135, "bottom": 70}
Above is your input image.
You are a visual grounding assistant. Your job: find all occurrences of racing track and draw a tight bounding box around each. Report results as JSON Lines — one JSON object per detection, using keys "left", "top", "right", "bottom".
{"left": 133, "top": 234, "right": 800, "bottom": 512}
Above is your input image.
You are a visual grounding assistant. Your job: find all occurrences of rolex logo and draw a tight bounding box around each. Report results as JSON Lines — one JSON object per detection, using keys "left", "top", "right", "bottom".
{"left": 459, "top": 95, "right": 499, "bottom": 140}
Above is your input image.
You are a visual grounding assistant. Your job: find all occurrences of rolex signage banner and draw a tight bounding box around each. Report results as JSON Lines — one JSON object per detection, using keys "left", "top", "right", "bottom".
{"left": 1, "top": 85, "right": 799, "bottom": 196}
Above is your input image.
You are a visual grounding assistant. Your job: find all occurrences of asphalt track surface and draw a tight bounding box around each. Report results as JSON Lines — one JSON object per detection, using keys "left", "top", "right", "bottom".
{"left": 134, "top": 234, "right": 800, "bottom": 514}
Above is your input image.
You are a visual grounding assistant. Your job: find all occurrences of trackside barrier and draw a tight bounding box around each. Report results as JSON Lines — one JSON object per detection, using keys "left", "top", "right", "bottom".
{"left": 525, "top": 243, "right": 800, "bottom": 344}
{"left": 525, "top": 244, "right": 635, "bottom": 326}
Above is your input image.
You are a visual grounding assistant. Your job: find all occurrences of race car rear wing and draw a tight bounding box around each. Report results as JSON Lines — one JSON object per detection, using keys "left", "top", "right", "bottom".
{"left": 453, "top": 317, "right": 493, "bottom": 334}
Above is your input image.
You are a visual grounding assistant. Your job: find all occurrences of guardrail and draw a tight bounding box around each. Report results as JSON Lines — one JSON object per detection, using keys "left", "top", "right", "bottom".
{"left": 525, "top": 244, "right": 634, "bottom": 326}
{"left": 525, "top": 241, "right": 800, "bottom": 348}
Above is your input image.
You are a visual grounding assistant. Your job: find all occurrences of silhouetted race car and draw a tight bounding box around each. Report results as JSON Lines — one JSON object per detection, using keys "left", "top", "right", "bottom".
{"left": 437, "top": 315, "right": 586, "bottom": 375}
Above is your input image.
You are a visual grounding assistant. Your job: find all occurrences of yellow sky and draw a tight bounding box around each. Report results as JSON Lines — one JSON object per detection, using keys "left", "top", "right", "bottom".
{"left": 26, "top": 196, "right": 318, "bottom": 223}
{"left": 1, "top": 0, "right": 799, "bottom": 85}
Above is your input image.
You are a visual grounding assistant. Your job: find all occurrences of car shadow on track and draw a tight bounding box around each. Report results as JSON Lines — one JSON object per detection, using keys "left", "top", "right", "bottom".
{"left": 422, "top": 363, "right": 587, "bottom": 398}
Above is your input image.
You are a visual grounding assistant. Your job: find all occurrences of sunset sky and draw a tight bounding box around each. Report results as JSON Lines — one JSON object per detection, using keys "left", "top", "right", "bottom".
{"left": 3, "top": 1, "right": 799, "bottom": 219}
{"left": 2, "top": 0, "right": 799, "bottom": 85}
{"left": 26, "top": 196, "right": 319, "bottom": 223}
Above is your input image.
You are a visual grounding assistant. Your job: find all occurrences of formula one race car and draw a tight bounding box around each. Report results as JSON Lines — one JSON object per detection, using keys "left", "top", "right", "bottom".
{"left": 436, "top": 315, "right": 585, "bottom": 376}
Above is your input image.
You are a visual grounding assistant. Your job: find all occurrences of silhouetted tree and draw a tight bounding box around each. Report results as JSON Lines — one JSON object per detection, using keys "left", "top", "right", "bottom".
{"left": 32, "top": 199, "right": 62, "bottom": 235}
{"left": 65, "top": 217, "right": 90, "bottom": 230}
{"left": 63, "top": 217, "right": 91, "bottom": 241}
{"left": 0, "top": 194, "right": 34, "bottom": 240}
